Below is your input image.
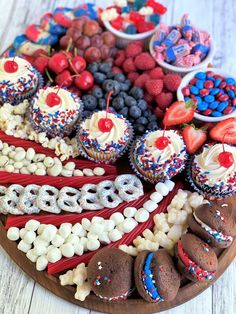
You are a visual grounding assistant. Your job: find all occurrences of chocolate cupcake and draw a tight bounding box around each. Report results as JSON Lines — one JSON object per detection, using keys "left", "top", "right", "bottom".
{"left": 134, "top": 250, "right": 180, "bottom": 303}
{"left": 87, "top": 248, "right": 133, "bottom": 301}
{"left": 175, "top": 233, "right": 218, "bottom": 282}
{"left": 188, "top": 202, "right": 236, "bottom": 248}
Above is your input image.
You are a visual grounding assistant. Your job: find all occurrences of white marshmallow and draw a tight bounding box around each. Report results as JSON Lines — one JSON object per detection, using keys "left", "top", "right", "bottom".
{"left": 7, "top": 227, "right": 20, "bottom": 241}
{"left": 41, "top": 225, "right": 57, "bottom": 242}
{"left": 71, "top": 223, "right": 86, "bottom": 237}
{"left": 61, "top": 243, "right": 75, "bottom": 258}
{"left": 87, "top": 232, "right": 99, "bottom": 240}
{"left": 155, "top": 182, "right": 169, "bottom": 196}
{"left": 59, "top": 223, "right": 72, "bottom": 238}
{"left": 91, "top": 216, "right": 104, "bottom": 224}
{"left": 65, "top": 234, "right": 80, "bottom": 246}
{"left": 51, "top": 234, "right": 65, "bottom": 247}
{"left": 26, "top": 249, "right": 38, "bottom": 263}
{"left": 150, "top": 192, "right": 163, "bottom": 204}
{"left": 109, "top": 212, "right": 124, "bottom": 225}
{"left": 17, "top": 240, "right": 31, "bottom": 253}
{"left": 108, "top": 229, "right": 123, "bottom": 242}
{"left": 102, "top": 219, "right": 115, "bottom": 232}
{"left": 36, "top": 255, "right": 48, "bottom": 271}
{"left": 98, "top": 232, "right": 111, "bottom": 245}
{"left": 164, "top": 180, "right": 175, "bottom": 191}
{"left": 134, "top": 208, "right": 150, "bottom": 223}
{"left": 23, "top": 231, "right": 36, "bottom": 244}
{"left": 80, "top": 237, "right": 88, "bottom": 251}
{"left": 87, "top": 239, "right": 100, "bottom": 251}
{"left": 34, "top": 236, "right": 49, "bottom": 247}
{"left": 25, "top": 220, "right": 40, "bottom": 232}
{"left": 32, "top": 245, "right": 47, "bottom": 256}
{"left": 37, "top": 224, "right": 47, "bottom": 235}
{"left": 89, "top": 223, "right": 104, "bottom": 236}
{"left": 19, "top": 228, "right": 27, "bottom": 239}
{"left": 81, "top": 218, "right": 91, "bottom": 231}
{"left": 74, "top": 243, "right": 84, "bottom": 256}
{"left": 143, "top": 200, "right": 158, "bottom": 213}
{"left": 47, "top": 247, "right": 62, "bottom": 263}
{"left": 121, "top": 218, "right": 138, "bottom": 233}
{"left": 124, "top": 207, "right": 137, "bottom": 218}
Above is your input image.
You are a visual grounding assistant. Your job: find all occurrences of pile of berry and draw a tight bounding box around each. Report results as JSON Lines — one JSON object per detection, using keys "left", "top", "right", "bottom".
{"left": 83, "top": 62, "right": 159, "bottom": 134}
{"left": 182, "top": 71, "right": 236, "bottom": 117}
{"left": 113, "top": 41, "right": 182, "bottom": 118}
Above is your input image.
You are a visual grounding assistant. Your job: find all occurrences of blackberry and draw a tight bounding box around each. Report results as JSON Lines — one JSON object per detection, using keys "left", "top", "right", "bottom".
{"left": 129, "top": 86, "right": 144, "bottom": 100}
{"left": 82, "top": 95, "right": 97, "bottom": 111}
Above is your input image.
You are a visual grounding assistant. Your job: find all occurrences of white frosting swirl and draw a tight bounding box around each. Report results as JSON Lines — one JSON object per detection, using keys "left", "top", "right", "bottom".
{"left": 195, "top": 144, "right": 236, "bottom": 186}
{"left": 82, "top": 111, "right": 128, "bottom": 148}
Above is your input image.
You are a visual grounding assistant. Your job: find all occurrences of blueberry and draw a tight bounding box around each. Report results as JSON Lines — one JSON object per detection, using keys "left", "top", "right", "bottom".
{"left": 125, "top": 79, "right": 131, "bottom": 89}
{"left": 119, "top": 107, "right": 129, "bottom": 117}
{"left": 112, "top": 97, "right": 125, "bottom": 111}
{"left": 120, "top": 82, "right": 130, "bottom": 91}
{"left": 136, "top": 117, "right": 148, "bottom": 125}
{"left": 119, "top": 92, "right": 128, "bottom": 99}
{"left": 99, "top": 63, "right": 112, "bottom": 74}
{"left": 144, "top": 110, "right": 152, "bottom": 118}
{"left": 129, "top": 86, "right": 144, "bottom": 100}
{"left": 125, "top": 96, "right": 137, "bottom": 107}
{"left": 87, "top": 63, "right": 98, "bottom": 74}
{"left": 114, "top": 73, "right": 126, "bottom": 83}
{"left": 92, "top": 87, "right": 103, "bottom": 99}
{"left": 129, "top": 106, "right": 142, "bottom": 119}
{"left": 147, "top": 121, "right": 159, "bottom": 130}
{"left": 137, "top": 99, "right": 148, "bottom": 111}
{"left": 82, "top": 95, "right": 97, "bottom": 111}
{"left": 133, "top": 123, "right": 145, "bottom": 135}
{"left": 98, "top": 98, "right": 106, "bottom": 110}
{"left": 94, "top": 72, "right": 106, "bottom": 84}
{"left": 149, "top": 114, "right": 157, "bottom": 122}
{"left": 83, "top": 110, "right": 92, "bottom": 118}
{"left": 125, "top": 24, "right": 137, "bottom": 34}
{"left": 103, "top": 79, "right": 115, "bottom": 92}
{"left": 113, "top": 81, "right": 121, "bottom": 96}
{"left": 107, "top": 72, "right": 115, "bottom": 79}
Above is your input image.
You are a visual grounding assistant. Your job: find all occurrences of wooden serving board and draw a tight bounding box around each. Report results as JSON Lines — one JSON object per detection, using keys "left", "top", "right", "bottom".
{"left": 0, "top": 196, "right": 235, "bottom": 314}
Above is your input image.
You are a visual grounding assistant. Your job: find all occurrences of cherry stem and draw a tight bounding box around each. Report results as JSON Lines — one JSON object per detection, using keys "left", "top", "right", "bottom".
{"left": 45, "top": 68, "right": 53, "bottom": 83}
{"left": 66, "top": 37, "right": 73, "bottom": 53}
{"left": 106, "top": 91, "right": 113, "bottom": 120}
{"left": 74, "top": 47, "right": 78, "bottom": 57}
{"left": 68, "top": 59, "right": 79, "bottom": 74}
{"left": 56, "top": 74, "right": 81, "bottom": 94}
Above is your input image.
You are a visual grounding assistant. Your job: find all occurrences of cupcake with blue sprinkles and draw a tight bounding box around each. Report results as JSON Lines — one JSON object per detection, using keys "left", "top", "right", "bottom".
{"left": 134, "top": 250, "right": 180, "bottom": 303}
{"left": 130, "top": 129, "right": 188, "bottom": 183}
{"left": 77, "top": 109, "right": 133, "bottom": 164}
{"left": 188, "top": 143, "right": 236, "bottom": 199}
{"left": 0, "top": 56, "right": 41, "bottom": 105}
{"left": 28, "top": 86, "right": 82, "bottom": 137}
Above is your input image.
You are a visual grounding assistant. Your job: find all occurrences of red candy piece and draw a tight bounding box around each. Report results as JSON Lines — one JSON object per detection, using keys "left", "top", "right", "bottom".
{"left": 155, "top": 136, "right": 169, "bottom": 150}
{"left": 98, "top": 118, "right": 114, "bottom": 132}
{"left": 199, "top": 88, "right": 210, "bottom": 96}
{"left": 4, "top": 60, "right": 18, "bottom": 73}
{"left": 218, "top": 151, "right": 234, "bottom": 168}
{"left": 111, "top": 16, "right": 123, "bottom": 30}
{"left": 129, "top": 11, "right": 145, "bottom": 25}
{"left": 46, "top": 92, "right": 61, "bottom": 107}
{"left": 204, "top": 80, "right": 214, "bottom": 89}
{"left": 137, "top": 21, "right": 155, "bottom": 33}
{"left": 219, "top": 81, "right": 226, "bottom": 89}
{"left": 182, "top": 87, "right": 190, "bottom": 97}
{"left": 146, "top": 0, "right": 167, "bottom": 15}
{"left": 206, "top": 71, "right": 215, "bottom": 76}
{"left": 189, "top": 78, "right": 197, "bottom": 85}
{"left": 223, "top": 106, "right": 233, "bottom": 115}
{"left": 232, "top": 98, "right": 236, "bottom": 106}
{"left": 219, "top": 94, "right": 229, "bottom": 102}
{"left": 25, "top": 24, "right": 41, "bottom": 42}
{"left": 202, "top": 109, "right": 213, "bottom": 116}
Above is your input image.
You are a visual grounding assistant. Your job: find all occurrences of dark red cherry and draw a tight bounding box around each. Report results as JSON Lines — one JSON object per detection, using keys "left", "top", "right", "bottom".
{"left": 4, "top": 60, "right": 18, "bottom": 73}
{"left": 46, "top": 92, "right": 61, "bottom": 107}
{"left": 218, "top": 151, "right": 234, "bottom": 168}
{"left": 155, "top": 136, "right": 169, "bottom": 150}
{"left": 98, "top": 118, "right": 114, "bottom": 132}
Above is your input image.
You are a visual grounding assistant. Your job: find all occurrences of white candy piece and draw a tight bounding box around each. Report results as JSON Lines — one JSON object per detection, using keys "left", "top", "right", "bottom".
{"left": 26, "top": 249, "right": 38, "bottom": 263}
{"left": 91, "top": 216, "right": 104, "bottom": 224}
{"left": 110, "top": 212, "right": 124, "bottom": 225}
{"left": 143, "top": 200, "right": 158, "bottom": 213}
{"left": 17, "top": 240, "right": 31, "bottom": 253}
{"left": 47, "top": 247, "right": 62, "bottom": 263}
{"left": 164, "top": 180, "right": 175, "bottom": 191}
{"left": 80, "top": 237, "right": 88, "bottom": 251}
{"left": 51, "top": 234, "right": 65, "bottom": 247}
{"left": 25, "top": 219, "right": 40, "bottom": 231}
{"left": 150, "top": 192, "right": 163, "bottom": 204}
{"left": 7, "top": 227, "right": 20, "bottom": 241}
{"left": 83, "top": 168, "right": 94, "bottom": 176}
{"left": 155, "top": 182, "right": 169, "bottom": 196}
{"left": 61, "top": 243, "right": 75, "bottom": 258}
{"left": 36, "top": 255, "right": 48, "bottom": 271}
{"left": 121, "top": 218, "right": 138, "bottom": 233}
{"left": 142, "top": 229, "right": 154, "bottom": 241}
{"left": 34, "top": 236, "right": 49, "bottom": 247}
{"left": 23, "top": 231, "right": 36, "bottom": 244}
{"left": 59, "top": 223, "right": 72, "bottom": 238}
{"left": 87, "top": 232, "right": 98, "bottom": 240}
{"left": 134, "top": 208, "right": 150, "bottom": 223}
{"left": 87, "top": 239, "right": 100, "bottom": 251}
{"left": 108, "top": 229, "right": 123, "bottom": 242}
{"left": 124, "top": 207, "right": 137, "bottom": 218}
{"left": 168, "top": 225, "right": 183, "bottom": 242}
{"left": 32, "top": 245, "right": 47, "bottom": 256}
{"left": 119, "top": 245, "right": 138, "bottom": 256}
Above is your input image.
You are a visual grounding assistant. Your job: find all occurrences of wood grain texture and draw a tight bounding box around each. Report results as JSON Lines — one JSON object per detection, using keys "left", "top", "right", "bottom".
{"left": 0, "top": 0, "right": 236, "bottom": 314}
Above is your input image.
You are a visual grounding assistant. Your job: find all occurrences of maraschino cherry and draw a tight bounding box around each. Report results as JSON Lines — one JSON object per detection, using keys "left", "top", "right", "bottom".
{"left": 218, "top": 135, "right": 234, "bottom": 168}
{"left": 4, "top": 58, "right": 18, "bottom": 73}
{"left": 98, "top": 91, "right": 114, "bottom": 132}
{"left": 155, "top": 128, "right": 170, "bottom": 150}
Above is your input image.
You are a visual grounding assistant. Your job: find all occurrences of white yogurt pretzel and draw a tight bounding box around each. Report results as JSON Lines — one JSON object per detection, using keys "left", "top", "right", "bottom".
{"left": 80, "top": 184, "right": 103, "bottom": 210}
{"left": 57, "top": 187, "right": 82, "bottom": 213}
{"left": 0, "top": 185, "right": 24, "bottom": 215}
{"left": 36, "top": 185, "right": 60, "bottom": 213}
{"left": 0, "top": 186, "right": 8, "bottom": 214}
{"left": 114, "top": 175, "right": 144, "bottom": 202}
{"left": 97, "top": 180, "right": 122, "bottom": 208}
{"left": 18, "top": 184, "right": 40, "bottom": 214}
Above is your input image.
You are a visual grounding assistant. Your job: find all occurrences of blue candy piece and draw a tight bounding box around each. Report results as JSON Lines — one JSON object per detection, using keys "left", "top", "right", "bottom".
{"left": 226, "top": 77, "right": 235, "bottom": 85}
{"left": 122, "top": 6, "right": 131, "bottom": 13}
{"left": 217, "top": 101, "right": 228, "bottom": 112}
{"left": 198, "top": 101, "right": 208, "bottom": 111}
{"left": 204, "top": 95, "right": 215, "bottom": 103}
{"left": 210, "top": 88, "right": 220, "bottom": 96}
{"left": 13, "top": 34, "right": 28, "bottom": 50}
{"left": 195, "top": 72, "right": 206, "bottom": 80}
{"left": 4, "top": 48, "right": 17, "bottom": 57}
{"left": 149, "top": 14, "right": 161, "bottom": 25}
{"left": 125, "top": 25, "right": 137, "bottom": 34}
{"left": 209, "top": 101, "right": 219, "bottom": 110}
{"left": 196, "top": 80, "right": 204, "bottom": 89}
{"left": 134, "top": 0, "right": 147, "bottom": 10}
{"left": 228, "top": 90, "right": 235, "bottom": 99}
{"left": 207, "top": 76, "right": 215, "bottom": 82}
{"left": 190, "top": 86, "right": 199, "bottom": 95}
{"left": 184, "top": 97, "right": 191, "bottom": 102}
{"left": 195, "top": 96, "right": 202, "bottom": 105}
{"left": 40, "top": 14, "right": 66, "bottom": 35}
{"left": 212, "top": 111, "right": 222, "bottom": 117}
{"left": 214, "top": 78, "right": 221, "bottom": 87}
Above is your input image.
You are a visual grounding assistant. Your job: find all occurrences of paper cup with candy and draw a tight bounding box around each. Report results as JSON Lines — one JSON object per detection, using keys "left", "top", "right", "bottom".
{"left": 150, "top": 14, "right": 215, "bottom": 76}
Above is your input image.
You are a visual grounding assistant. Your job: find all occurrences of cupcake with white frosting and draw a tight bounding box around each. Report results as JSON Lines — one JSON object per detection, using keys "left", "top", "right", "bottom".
{"left": 77, "top": 110, "right": 133, "bottom": 163}
{"left": 130, "top": 130, "right": 188, "bottom": 183}
{"left": 0, "top": 56, "right": 41, "bottom": 105}
{"left": 189, "top": 143, "right": 236, "bottom": 199}
{"left": 29, "top": 86, "right": 82, "bottom": 137}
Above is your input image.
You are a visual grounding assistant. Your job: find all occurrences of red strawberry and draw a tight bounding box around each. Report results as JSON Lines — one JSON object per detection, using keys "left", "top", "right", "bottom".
{"left": 183, "top": 125, "right": 207, "bottom": 154}
{"left": 163, "top": 74, "right": 182, "bottom": 92}
{"left": 125, "top": 42, "right": 143, "bottom": 58}
{"left": 127, "top": 72, "right": 139, "bottom": 82}
{"left": 145, "top": 79, "right": 163, "bottom": 96}
{"left": 163, "top": 100, "right": 196, "bottom": 126}
{"left": 144, "top": 93, "right": 154, "bottom": 104}
{"left": 155, "top": 92, "right": 173, "bottom": 110}
{"left": 148, "top": 67, "right": 164, "bottom": 79}
{"left": 134, "top": 53, "right": 156, "bottom": 70}
{"left": 210, "top": 118, "right": 236, "bottom": 144}
{"left": 115, "top": 50, "right": 125, "bottom": 67}
{"left": 123, "top": 58, "right": 136, "bottom": 73}
{"left": 134, "top": 73, "right": 150, "bottom": 88}
{"left": 112, "top": 66, "right": 122, "bottom": 74}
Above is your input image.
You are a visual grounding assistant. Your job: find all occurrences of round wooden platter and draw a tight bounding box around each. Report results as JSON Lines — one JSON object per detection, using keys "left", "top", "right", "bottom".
{"left": 0, "top": 196, "right": 235, "bottom": 314}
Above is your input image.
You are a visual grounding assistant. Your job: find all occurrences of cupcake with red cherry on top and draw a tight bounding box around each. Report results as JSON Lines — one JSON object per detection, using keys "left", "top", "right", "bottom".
{"left": 28, "top": 85, "right": 82, "bottom": 137}
{"left": 0, "top": 56, "right": 41, "bottom": 105}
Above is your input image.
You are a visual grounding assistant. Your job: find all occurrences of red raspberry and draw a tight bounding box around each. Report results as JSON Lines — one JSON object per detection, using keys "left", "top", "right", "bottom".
{"left": 127, "top": 72, "right": 139, "bottom": 82}
{"left": 123, "top": 58, "right": 136, "bottom": 73}
{"left": 134, "top": 73, "right": 150, "bottom": 88}
{"left": 144, "top": 93, "right": 154, "bottom": 104}
{"left": 148, "top": 67, "right": 164, "bottom": 79}
{"left": 145, "top": 79, "right": 163, "bottom": 96}
{"left": 125, "top": 42, "right": 143, "bottom": 58}
{"left": 163, "top": 74, "right": 182, "bottom": 92}
{"left": 155, "top": 92, "right": 174, "bottom": 110}
{"left": 115, "top": 50, "right": 125, "bottom": 67}
{"left": 134, "top": 53, "right": 156, "bottom": 70}
{"left": 112, "top": 66, "right": 123, "bottom": 74}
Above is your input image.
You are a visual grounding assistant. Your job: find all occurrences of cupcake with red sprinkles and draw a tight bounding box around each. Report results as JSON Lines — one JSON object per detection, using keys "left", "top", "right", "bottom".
{"left": 28, "top": 86, "right": 82, "bottom": 137}
{"left": 188, "top": 143, "right": 236, "bottom": 199}
{"left": 130, "top": 129, "right": 188, "bottom": 183}
{"left": 0, "top": 56, "right": 41, "bottom": 105}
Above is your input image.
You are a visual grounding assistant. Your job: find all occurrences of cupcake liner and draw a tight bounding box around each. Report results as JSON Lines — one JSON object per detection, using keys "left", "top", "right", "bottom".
{"left": 186, "top": 156, "right": 236, "bottom": 200}
{"left": 76, "top": 112, "right": 134, "bottom": 164}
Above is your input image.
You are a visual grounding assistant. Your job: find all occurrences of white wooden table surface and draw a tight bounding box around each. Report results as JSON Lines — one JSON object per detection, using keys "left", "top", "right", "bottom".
{"left": 0, "top": 0, "right": 235, "bottom": 313}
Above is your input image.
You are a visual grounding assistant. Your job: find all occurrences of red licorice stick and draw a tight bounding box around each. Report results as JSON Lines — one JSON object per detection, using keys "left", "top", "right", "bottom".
{"left": 0, "top": 171, "right": 117, "bottom": 188}
{"left": 5, "top": 191, "right": 152, "bottom": 229}
{"left": 47, "top": 182, "right": 182, "bottom": 274}
{"left": 0, "top": 130, "right": 117, "bottom": 174}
